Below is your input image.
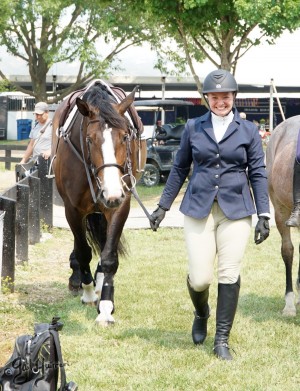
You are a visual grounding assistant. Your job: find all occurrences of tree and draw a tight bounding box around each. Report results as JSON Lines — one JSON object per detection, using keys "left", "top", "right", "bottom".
{"left": 0, "top": 0, "right": 154, "bottom": 102}
{"left": 0, "top": 79, "right": 16, "bottom": 93}
{"left": 132, "top": 0, "right": 300, "bottom": 95}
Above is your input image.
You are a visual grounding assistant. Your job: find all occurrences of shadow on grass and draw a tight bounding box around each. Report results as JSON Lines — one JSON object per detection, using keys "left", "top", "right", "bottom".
{"left": 239, "top": 292, "right": 300, "bottom": 325}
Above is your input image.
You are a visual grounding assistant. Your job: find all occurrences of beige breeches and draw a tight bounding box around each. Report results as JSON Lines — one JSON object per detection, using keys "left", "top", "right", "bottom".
{"left": 184, "top": 201, "right": 252, "bottom": 291}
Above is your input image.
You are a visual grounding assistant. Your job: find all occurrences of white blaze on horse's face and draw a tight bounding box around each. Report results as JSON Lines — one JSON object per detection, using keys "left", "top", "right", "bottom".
{"left": 101, "top": 125, "right": 125, "bottom": 207}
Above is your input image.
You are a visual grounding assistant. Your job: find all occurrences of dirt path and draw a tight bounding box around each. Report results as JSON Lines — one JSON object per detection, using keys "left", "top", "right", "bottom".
{"left": 0, "top": 170, "right": 17, "bottom": 193}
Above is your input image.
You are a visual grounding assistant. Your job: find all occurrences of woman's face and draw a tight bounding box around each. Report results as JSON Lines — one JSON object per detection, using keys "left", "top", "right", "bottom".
{"left": 207, "top": 91, "right": 234, "bottom": 117}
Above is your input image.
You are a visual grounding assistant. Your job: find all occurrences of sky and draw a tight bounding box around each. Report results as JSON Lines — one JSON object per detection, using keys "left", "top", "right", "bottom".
{"left": 1, "top": 28, "right": 300, "bottom": 89}
{"left": 111, "top": 29, "right": 300, "bottom": 88}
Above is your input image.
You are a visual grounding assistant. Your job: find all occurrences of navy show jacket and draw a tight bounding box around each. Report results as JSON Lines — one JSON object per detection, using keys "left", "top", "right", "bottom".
{"left": 159, "top": 109, "right": 270, "bottom": 220}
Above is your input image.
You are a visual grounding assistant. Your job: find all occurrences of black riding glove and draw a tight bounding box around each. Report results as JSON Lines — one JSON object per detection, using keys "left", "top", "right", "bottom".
{"left": 254, "top": 216, "right": 270, "bottom": 245}
{"left": 150, "top": 206, "right": 167, "bottom": 231}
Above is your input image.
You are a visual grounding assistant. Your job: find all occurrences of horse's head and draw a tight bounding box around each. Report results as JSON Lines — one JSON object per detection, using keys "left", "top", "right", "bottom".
{"left": 76, "top": 85, "right": 137, "bottom": 209}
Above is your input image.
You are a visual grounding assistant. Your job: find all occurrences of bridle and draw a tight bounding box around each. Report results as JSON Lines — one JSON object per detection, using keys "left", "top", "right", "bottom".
{"left": 58, "top": 108, "right": 154, "bottom": 225}
{"left": 86, "top": 120, "right": 126, "bottom": 174}
{"left": 81, "top": 117, "right": 137, "bottom": 203}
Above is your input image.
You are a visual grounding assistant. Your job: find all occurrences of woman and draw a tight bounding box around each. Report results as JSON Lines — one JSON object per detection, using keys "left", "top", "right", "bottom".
{"left": 150, "top": 69, "right": 270, "bottom": 360}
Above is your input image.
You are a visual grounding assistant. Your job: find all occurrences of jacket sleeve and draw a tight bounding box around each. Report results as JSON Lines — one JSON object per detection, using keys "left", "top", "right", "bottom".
{"left": 158, "top": 120, "right": 193, "bottom": 210}
{"left": 247, "top": 124, "right": 270, "bottom": 216}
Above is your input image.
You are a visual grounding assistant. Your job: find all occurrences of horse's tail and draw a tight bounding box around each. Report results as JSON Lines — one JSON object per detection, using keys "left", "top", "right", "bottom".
{"left": 86, "top": 213, "right": 127, "bottom": 257}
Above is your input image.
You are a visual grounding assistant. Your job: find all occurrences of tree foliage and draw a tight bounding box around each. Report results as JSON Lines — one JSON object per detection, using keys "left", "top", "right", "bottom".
{"left": 0, "top": 0, "right": 154, "bottom": 102}
{"left": 132, "top": 0, "right": 300, "bottom": 95}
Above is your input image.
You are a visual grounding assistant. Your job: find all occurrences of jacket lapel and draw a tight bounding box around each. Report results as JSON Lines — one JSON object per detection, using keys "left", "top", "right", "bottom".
{"left": 200, "top": 112, "right": 218, "bottom": 144}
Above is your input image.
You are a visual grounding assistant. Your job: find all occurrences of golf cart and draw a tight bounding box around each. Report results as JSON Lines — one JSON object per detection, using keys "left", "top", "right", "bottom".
{"left": 134, "top": 99, "right": 194, "bottom": 187}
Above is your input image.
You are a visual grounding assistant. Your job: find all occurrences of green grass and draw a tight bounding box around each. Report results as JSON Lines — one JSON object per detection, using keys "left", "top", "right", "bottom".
{"left": 1, "top": 226, "right": 300, "bottom": 390}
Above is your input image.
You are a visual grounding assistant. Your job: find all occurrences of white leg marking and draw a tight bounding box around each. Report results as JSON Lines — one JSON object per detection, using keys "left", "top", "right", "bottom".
{"left": 81, "top": 282, "right": 98, "bottom": 305}
{"left": 95, "top": 300, "right": 115, "bottom": 326}
{"left": 95, "top": 271, "right": 104, "bottom": 296}
{"left": 102, "top": 126, "right": 123, "bottom": 200}
{"left": 282, "top": 291, "right": 296, "bottom": 316}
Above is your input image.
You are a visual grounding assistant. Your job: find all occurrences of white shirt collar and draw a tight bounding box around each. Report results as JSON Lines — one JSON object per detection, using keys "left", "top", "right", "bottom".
{"left": 211, "top": 111, "right": 234, "bottom": 142}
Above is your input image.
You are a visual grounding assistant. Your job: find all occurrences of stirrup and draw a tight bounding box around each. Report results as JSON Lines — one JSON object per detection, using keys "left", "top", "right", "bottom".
{"left": 285, "top": 209, "right": 300, "bottom": 227}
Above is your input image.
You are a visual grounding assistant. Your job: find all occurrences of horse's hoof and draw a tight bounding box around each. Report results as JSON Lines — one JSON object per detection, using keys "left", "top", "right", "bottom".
{"left": 283, "top": 292, "right": 296, "bottom": 316}
{"left": 81, "top": 299, "right": 98, "bottom": 307}
{"left": 282, "top": 308, "right": 296, "bottom": 316}
{"left": 68, "top": 283, "right": 82, "bottom": 296}
{"left": 95, "top": 314, "right": 115, "bottom": 327}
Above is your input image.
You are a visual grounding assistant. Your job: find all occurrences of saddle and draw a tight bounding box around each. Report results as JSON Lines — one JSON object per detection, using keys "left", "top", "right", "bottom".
{"left": 58, "top": 79, "right": 144, "bottom": 136}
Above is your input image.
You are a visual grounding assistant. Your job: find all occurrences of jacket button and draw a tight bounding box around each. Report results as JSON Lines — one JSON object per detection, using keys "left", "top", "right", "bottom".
{"left": 215, "top": 164, "right": 220, "bottom": 168}
{"left": 216, "top": 154, "right": 220, "bottom": 158}
{"left": 215, "top": 174, "right": 219, "bottom": 178}
{"left": 215, "top": 185, "right": 219, "bottom": 189}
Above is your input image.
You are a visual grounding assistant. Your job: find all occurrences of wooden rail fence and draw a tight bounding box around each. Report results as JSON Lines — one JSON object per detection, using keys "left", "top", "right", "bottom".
{"left": 0, "top": 157, "right": 53, "bottom": 292}
{"left": 0, "top": 144, "right": 27, "bottom": 170}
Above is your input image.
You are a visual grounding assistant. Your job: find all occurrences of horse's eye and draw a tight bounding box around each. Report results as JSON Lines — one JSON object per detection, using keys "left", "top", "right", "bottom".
{"left": 123, "top": 134, "right": 128, "bottom": 143}
{"left": 86, "top": 137, "right": 92, "bottom": 144}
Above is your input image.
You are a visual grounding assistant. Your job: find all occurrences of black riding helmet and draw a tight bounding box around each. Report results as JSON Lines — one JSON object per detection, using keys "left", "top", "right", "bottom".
{"left": 202, "top": 69, "right": 238, "bottom": 94}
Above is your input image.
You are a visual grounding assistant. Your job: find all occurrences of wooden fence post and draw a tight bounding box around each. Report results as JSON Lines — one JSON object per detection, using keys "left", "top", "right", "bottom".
{"left": 0, "top": 210, "right": 5, "bottom": 291}
{"left": 38, "top": 157, "right": 53, "bottom": 227}
{"left": 28, "top": 175, "right": 40, "bottom": 245}
{"left": 0, "top": 196, "right": 16, "bottom": 292}
{"left": 4, "top": 184, "right": 29, "bottom": 264}
{"left": 5, "top": 150, "right": 11, "bottom": 170}
{"left": 15, "top": 184, "right": 29, "bottom": 263}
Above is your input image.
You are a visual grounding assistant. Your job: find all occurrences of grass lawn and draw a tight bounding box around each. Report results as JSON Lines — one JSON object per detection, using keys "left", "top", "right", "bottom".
{"left": 1, "top": 225, "right": 300, "bottom": 390}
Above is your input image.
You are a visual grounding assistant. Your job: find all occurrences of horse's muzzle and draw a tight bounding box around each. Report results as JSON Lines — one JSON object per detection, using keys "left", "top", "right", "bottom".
{"left": 98, "top": 189, "right": 125, "bottom": 209}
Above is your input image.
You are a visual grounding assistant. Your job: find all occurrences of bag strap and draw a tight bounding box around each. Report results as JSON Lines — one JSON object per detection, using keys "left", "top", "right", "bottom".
{"left": 49, "top": 329, "right": 66, "bottom": 391}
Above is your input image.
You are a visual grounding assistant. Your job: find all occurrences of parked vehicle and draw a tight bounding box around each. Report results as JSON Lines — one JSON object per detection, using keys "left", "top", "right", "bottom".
{"left": 134, "top": 99, "right": 194, "bottom": 186}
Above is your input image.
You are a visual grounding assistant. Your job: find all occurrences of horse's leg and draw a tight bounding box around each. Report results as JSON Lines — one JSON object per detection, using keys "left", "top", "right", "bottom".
{"left": 68, "top": 248, "right": 82, "bottom": 295}
{"left": 95, "top": 199, "right": 130, "bottom": 326}
{"left": 296, "top": 243, "right": 300, "bottom": 307}
{"left": 66, "top": 208, "right": 98, "bottom": 305}
{"left": 275, "top": 209, "right": 296, "bottom": 316}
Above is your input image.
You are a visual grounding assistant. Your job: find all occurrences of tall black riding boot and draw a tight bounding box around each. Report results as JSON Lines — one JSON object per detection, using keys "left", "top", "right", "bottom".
{"left": 213, "top": 276, "right": 240, "bottom": 360}
{"left": 286, "top": 160, "right": 300, "bottom": 227}
{"left": 187, "top": 278, "right": 210, "bottom": 345}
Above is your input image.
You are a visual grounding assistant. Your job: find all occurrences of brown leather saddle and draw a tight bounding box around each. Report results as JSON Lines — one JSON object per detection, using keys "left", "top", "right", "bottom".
{"left": 58, "top": 80, "right": 143, "bottom": 135}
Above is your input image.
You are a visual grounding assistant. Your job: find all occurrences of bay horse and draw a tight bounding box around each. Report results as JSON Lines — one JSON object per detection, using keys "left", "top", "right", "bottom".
{"left": 266, "top": 115, "right": 300, "bottom": 316}
{"left": 51, "top": 81, "right": 146, "bottom": 325}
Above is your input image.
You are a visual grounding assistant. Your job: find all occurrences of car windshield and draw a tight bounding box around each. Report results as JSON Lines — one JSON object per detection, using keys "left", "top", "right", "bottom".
{"left": 134, "top": 99, "right": 193, "bottom": 139}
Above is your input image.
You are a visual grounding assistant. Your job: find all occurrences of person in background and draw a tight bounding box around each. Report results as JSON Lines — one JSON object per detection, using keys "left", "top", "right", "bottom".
{"left": 20, "top": 102, "right": 52, "bottom": 164}
{"left": 150, "top": 69, "right": 270, "bottom": 360}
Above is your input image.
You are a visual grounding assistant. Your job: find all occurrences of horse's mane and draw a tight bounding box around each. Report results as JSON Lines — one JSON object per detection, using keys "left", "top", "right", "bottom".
{"left": 83, "top": 82, "right": 127, "bottom": 130}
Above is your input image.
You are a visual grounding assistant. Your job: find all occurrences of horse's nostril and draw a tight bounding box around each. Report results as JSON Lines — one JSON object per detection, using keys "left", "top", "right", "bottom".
{"left": 98, "top": 189, "right": 126, "bottom": 209}
{"left": 107, "top": 199, "right": 123, "bottom": 209}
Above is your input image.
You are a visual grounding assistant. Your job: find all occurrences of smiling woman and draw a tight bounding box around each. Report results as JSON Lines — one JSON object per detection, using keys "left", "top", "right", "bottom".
{"left": 150, "top": 69, "right": 270, "bottom": 361}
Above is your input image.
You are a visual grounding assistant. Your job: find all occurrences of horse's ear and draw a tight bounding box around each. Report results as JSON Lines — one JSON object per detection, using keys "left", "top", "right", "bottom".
{"left": 116, "top": 86, "right": 138, "bottom": 115}
{"left": 76, "top": 97, "right": 90, "bottom": 117}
